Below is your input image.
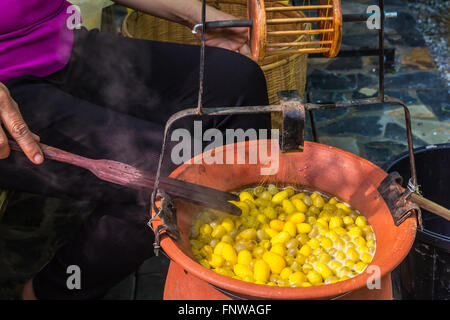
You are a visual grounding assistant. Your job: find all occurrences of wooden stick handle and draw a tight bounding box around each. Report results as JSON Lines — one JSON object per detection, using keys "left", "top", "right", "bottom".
{"left": 8, "top": 140, "right": 93, "bottom": 170}
{"left": 410, "top": 193, "right": 450, "bottom": 222}
{"left": 267, "top": 40, "right": 333, "bottom": 47}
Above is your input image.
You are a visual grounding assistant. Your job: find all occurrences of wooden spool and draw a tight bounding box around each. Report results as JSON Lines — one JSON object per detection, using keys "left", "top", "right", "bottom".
{"left": 248, "top": 0, "right": 342, "bottom": 62}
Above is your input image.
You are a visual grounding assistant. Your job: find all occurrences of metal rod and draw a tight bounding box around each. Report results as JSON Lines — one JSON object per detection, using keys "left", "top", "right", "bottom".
{"left": 267, "top": 40, "right": 333, "bottom": 47}
{"left": 196, "top": 0, "right": 207, "bottom": 115}
{"left": 306, "top": 91, "right": 319, "bottom": 143}
{"left": 267, "top": 17, "right": 333, "bottom": 24}
{"left": 265, "top": 5, "right": 333, "bottom": 12}
{"left": 308, "top": 48, "right": 396, "bottom": 71}
{"left": 379, "top": 0, "right": 385, "bottom": 101}
{"left": 204, "top": 19, "right": 253, "bottom": 29}
{"left": 193, "top": 11, "right": 398, "bottom": 34}
{"left": 268, "top": 29, "right": 334, "bottom": 36}
{"left": 309, "top": 48, "right": 394, "bottom": 57}
{"left": 383, "top": 97, "right": 417, "bottom": 187}
{"left": 343, "top": 12, "right": 397, "bottom": 22}
{"left": 308, "top": 109, "right": 318, "bottom": 142}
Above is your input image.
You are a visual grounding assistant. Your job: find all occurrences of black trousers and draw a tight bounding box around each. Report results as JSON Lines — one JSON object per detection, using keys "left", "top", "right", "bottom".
{"left": 2, "top": 28, "right": 270, "bottom": 299}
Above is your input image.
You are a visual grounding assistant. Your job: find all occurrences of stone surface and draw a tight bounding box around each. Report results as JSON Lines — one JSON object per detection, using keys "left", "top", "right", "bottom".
{"left": 326, "top": 57, "right": 363, "bottom": 71}
{"left": 340, "top": 1, "right": 372, "bottom": 15}
{"left": 308, "top": 70, "right": 376, "bottom": 91}
{"left": 385, "top": 0, "right": 409, "bottom": 6}
{"left": 364, "top": 141, "right": 408, "bottom": 165}
{"left": 308, "top": 91, "right": 348, "bottom": 104}
{"left": 407, "top": 0, "right": 450, "bottom": 91}
{"left": 311, "top": 108, "right": 350, "bottom": 123}
{"left": 341, "top": 34, "right": 379, "bottom": 49}
{"left": 385, "top": 29, "right": 427, "bottom": 47}
{"left": 384, "top": 122, "right": 428, "bottom": 146}
{"left": 385, "top": 12, "right": 418, "bottom": 34}
{"left": 398, "top": 118, "right": 450, "bottom": 145}
{"left": 384, "top": 71, "right": 445, "bottom": 89}
{"left": 401, "top": 48, "right": 436, "bottom": 70}
{"left": 317, "top": 136, "right": 362, "bottom": 156}
{"left": 384, "top": 90, "right": 418, "bottom": 105}
{"left": 384, "top": 104, "right": 436, "bottom": 119}
{"left": 318, "top": 116, "right": 384, "bottom": 137}
{"left": 351, "top": 89, "right": 419, "bottom": 112}
{"left": 358, "top": 88, "right": 378, "bottom": 97}
{"left": 417, "top": 89, "right": 450, "bottom": 121}
{"left": 340, "top": 22, "right": 375, "bottom": 36}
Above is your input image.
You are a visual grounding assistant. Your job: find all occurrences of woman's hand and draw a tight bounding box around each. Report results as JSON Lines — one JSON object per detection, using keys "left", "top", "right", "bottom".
{"left": 196, "top": 9, "right": 251, "bottom": 56}
{"left": 0, "top": 83, "right": 43, "bottom": 164}
{"left": 114, "top": 0, "right": 252, "bottom": 56}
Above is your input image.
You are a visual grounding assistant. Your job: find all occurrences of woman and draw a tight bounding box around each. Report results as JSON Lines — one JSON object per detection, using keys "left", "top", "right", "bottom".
{"left": 0, "top": 0, "right": 270, "bottom": 299}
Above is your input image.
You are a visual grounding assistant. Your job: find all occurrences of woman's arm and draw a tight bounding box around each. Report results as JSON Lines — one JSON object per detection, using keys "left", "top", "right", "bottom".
{"left": 113, "top": 0, "right": 251, "bottom": 55}
{"left": 114, "top": 0, "right": 221, "bottom": 28}
{"left": 0, "top": 83, "right": 43, "bottom": 164}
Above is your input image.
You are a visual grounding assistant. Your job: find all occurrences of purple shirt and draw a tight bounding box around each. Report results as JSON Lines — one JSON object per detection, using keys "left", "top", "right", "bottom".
{"left": 0, "top": 0, "right": 74, "bottom": 83}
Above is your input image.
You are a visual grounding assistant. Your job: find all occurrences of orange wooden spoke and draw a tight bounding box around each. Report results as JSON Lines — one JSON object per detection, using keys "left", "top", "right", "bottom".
{"left": 267, "top": 40, "right": 333, "bottom": 47}
{"left": 268, "top": 29, "right": 334, "bottom": 36}
{"left": 247, "top": 0, "right": 342, "bottom": 61}
{"left": 266, "top": 48, "right": 329, "bottom": 55}
{"left": 265, "top": 5, "right": 333, "bottom": 12}
{"left": 266, "top": 17, "right": 334, "bottom": 24}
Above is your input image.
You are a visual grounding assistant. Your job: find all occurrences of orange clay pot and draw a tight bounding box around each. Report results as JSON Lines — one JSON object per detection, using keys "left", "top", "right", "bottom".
{"left": 152, "top": 140, "right": 417, "bottom": 300}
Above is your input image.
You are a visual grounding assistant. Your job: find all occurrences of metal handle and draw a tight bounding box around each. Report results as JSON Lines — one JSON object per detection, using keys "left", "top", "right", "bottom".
{"left": 191, "top": 11, "right": 398, "bottom": 34}
{"left": 192, "top": 19, "right": 253, "bottom": 34}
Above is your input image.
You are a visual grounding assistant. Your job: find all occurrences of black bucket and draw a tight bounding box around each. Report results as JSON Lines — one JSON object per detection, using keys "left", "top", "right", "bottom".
{"left": 383, "top": 144, "right": 450, "bottom": 300}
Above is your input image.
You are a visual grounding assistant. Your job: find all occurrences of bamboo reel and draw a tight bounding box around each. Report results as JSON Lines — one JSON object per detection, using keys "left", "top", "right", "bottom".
{"left": 247, "top": 0, "right": 342, "bottom": 61}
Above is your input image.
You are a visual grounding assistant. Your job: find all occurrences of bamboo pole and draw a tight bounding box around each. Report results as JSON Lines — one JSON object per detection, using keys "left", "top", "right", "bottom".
{"left": 265, "top": 5, "right": 333, "bottom": 12}
{"left": 266, "top": 47, "right": 329, "bottom": 55}
{"left": 268, "top": 28, "right": 334, "bottom": 36}
{"left": 267, "top": 40, "right": 333, "bottom": 47}
{"left": 411, "top": 193, "right": 450, "bottom": 222}
{"left": 267, "top": 17, "right": 334, "bottom": 24}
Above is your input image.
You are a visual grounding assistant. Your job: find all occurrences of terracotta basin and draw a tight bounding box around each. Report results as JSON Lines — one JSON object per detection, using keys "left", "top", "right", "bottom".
{"left": 152, "top": 140, "right": 417, "bottom": 299}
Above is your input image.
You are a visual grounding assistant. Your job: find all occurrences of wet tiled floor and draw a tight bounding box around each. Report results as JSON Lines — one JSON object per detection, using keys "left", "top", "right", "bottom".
{"left": 306, "top": 0, "right": 449, "bottom": 167}
{"left": 0, "top": 0, "right": 448, "bottom": 300}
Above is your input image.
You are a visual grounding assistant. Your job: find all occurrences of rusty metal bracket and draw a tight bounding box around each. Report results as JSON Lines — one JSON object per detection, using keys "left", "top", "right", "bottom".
{"left": 278, "top": 90, "right": 306, "bottom": 153}
{"left": 377, "top": 172, "right": 421, "bottom": 227}
{"left": 148, "top": 190, "right": 180, "bottom": 256}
